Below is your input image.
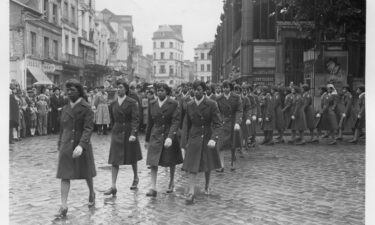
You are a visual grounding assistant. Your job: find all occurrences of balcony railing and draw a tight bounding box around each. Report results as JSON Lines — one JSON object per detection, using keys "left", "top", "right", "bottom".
{"left": 62, "top": 53, "right": 84, "bottom": 67}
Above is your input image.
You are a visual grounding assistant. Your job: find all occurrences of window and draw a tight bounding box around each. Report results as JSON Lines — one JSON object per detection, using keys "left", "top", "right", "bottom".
{"left": 201, "top": 53, "right": 204, "bottom": 60}
{"left": 169, "top": 52, "right": 173, "bottom": 59}
{"left": 253, "top": 0, "right": 276, "bottom": 39}
{"left": 53, "top": 40, "right": 58, "bottom": 60}
{"left": 72, "top": 38, "right": 76, "bottom": 55}
{"left": 64, "top": 2, "right": 68, "bottom": 18}
{"left": 207, "top": 64, "right": 211, "bottom": 72}
{"left": 71, "top": 6, "right": 75, "bottom": 25}
{"left": 169, "top": 42, "right": 173, "bottom": 48}
{"left": 65, "top": 35, "right": 69, "bottom": 53}
{"left": 161, "top": 42, "right": 164, "bottom": 48}
{"left": 159, "top": 65, "right": 166, "bottom": 74}
{"left": 207, "top": 76, "right": 211, "bottom": 82}
{"left": 169, "top": 65, "right": 174, "bottom": 75}
{"left": 160, "top": 52, "right": 164, "bottom": 60}
{"left": 153, "top": 42, "right": 156, "bottom": 48}
{"left": 44, "top": 37, "right": 49, "bottom": 58}
{"left": 207, "top": 53, "right": 210, "bottom": 60}
{"left": 201, "top": 64, "right": 204, "bottom": 72}
{"left": 52, "top": 4, "right": 58, "bottom": 23}
{"left": 153, "top": 52, "right": 156, "bottom": 59}
{"left": 31, "top": 32, "right": 36, "bottom": 55}
{"left": 43, "top": 0, "right": 49, "bottom": 20}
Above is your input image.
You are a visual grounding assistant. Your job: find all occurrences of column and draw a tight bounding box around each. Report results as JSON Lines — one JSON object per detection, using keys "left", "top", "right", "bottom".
{"left": 240, "top": 0, "right": 253, "bottom": 77}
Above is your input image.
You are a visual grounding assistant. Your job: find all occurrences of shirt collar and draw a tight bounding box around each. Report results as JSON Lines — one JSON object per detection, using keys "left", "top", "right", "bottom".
{"left": 158, "top": 96, "right": 168, "bottom": 107}
{"left": 359, "top": 92, "right": 365, "bottom": 98}
{"left": 182, "top": 92, "right": 188, "bottom": 98}
{"left": 206, "top": 93, "right": 212, "bottom": 98}
{"left": 224, "top": 92, "right": 231, "bottom": 99}
{"left": 195, "top": 96, "right": 204, "bottom": 106}
{"left": 70, "top": 97, "right": 82, "bottom": 108}
{"left": 118, "top": 95, "right": 126, "bottom": 105}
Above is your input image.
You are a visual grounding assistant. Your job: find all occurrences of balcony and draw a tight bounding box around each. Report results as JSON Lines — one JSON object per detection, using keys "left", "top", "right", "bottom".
{"left": 62, "top": 53, "right": 84, "bottom": 67}
{"left": 81, "top": 29, "right": 88, "bottom": 39}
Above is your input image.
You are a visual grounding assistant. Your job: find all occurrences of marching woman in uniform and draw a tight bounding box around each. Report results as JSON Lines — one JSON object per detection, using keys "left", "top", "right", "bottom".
{"left": 236, "top": 84, "right": 252, "bottom": 151}
{"left": 181, "top": 80, "right": 223, "bottom": 204}
{"left": 56, "top": 79, "right": 96, "bottom": 217}
{"left": 289, "top": 86, "right": 307, "bottom": 145}
{"left": 259, "top": 86, "right": 275, "bottom": 145}
{"left": 145, "top": 83, "right": 183, "bottom": 197}
{"left": 336, "top": 86, "right": 356, "bottom": 140}
{"left": 104, "top": 80, "right": 142, "bottom": 196}
{"left": 349, "top": 86, "right": 365, "bottom": 143}
{"left": 247, "top": 85, "right": 258, "bottom": 147}
{"left": 302, "top": 84, "right": 318, "bottom": 143}
{"left": 282, "top": 87, "right": 293, "bottom": 141}
{"left": 216, "top": 80, "right": 243, "bottom": 171}
{"left": 206, "top": 83, "right": 217, "bottom": 101}
{"left": 272, "top": 86, "right": 285, "bottom": 143}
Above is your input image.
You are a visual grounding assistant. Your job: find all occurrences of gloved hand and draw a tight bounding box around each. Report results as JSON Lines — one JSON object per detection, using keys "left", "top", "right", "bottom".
{"left": 207, "top": 139, "right": 216, "bottom": 148}
{"left": 252, "top": 115, "right": 257, "bottom": 121}
{"left": 164, "top": 138, "right": 172, "bottom": 148}
{"left": 72, "top": 145, "right": 83, "bottom": 158}
{"left": 291, "top": 115, "right": 295, "bottom": 120}
{"left": 234, "top": 123, "right": 240, "bottom": 130}
{"left": 342, "top": 113, "right": 346, "bottom": 118}
{"left": 258, "top": 118, "right": 263, "bottom": 123}
{"left": 265, "top": 117, "right": 270, "bottom": 121}
{"left": 316, "top": 113, "right": 321, "bottom": 118}
{"left": 246, "top": 119, "right": 251, "bottom": 125}
{"left": 129, "top": 135, "right": 136, "bottom": 142}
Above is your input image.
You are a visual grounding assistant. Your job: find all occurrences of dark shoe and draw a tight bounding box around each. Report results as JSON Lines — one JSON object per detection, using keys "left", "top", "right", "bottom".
{"left": 328, "top": 140, "right": 337, "bottom": 145}
{"left": 348, "top": 139, "right": 358, "bottom": 144}
{"left": 216, "top": 168, "right": 224, "bottom": 173}
{"left": 321, "top": 134, "right": 329, "bottom": 138}
{"left": 104, "top": 187, "right": 117, "bottom": 196}
{"left": 88, "top": 192, "right": 95, "bottom": 207}
{"left": 130, "top": 179, "right": 139, "bottom": 190}
{"left": 166, "top": 184, "right": 174, "bottom": 193}
{"left": 56, "top": 207, "right": 68, "bottom": 218}
{"left": 335, "top": 136, "right": 343, "bottom": 141}
{"left": 185, "top": 193, "right": 195, "bottom": 205}
{"left": 295, "top": 140, "right": 305, "bottom": 145}
{"left": 287, "top": 139, "right": 295, "bottom": 144}
{"left": 204, "top": 187, "right": 211, "bottom": 195}
{"left": 146, "top": 189, "right": 157, "bottom": 197}
{"left": 264, "top": 141, "right": 274, "bottom": 146}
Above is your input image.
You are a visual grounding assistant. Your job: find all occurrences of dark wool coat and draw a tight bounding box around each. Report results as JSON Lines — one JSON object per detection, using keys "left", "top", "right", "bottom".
{"left": 240, "top": 95, "right": 251, "bottom": 140}
{"left": 273, "top": 92, "right": 285, "bottom": 131}
{"left": 50, "top": 94, "right": 65, "bottom": 131}
{"left": 290, "top": 93, "right": 307, "bottom": 131}
{"left": 182, "top": 97, "right": 223, "bottom": 173}
{"left": 10, "top": 94, "right": 20, "bottom": 128}
{"left": 247, "top": 93, "right": 258, "bottom": 136}
{"left": 355, "top": 93, "right": 365, "bottom": 129}
{"left": 317, "top": 93, "right": 338, "bottom": 131}
{"left": 108, "top": 97, "right": 142, "bottom": 165}
{"left": 207, "top": 94, "right": 217, "bottom": 101}
{"left": 216, "top": 93, "right": 243, "bottom": 150}
{"left": 340, "top": 92, "right": 356, "bottom": 130}
{"left": 259, "top": 93, "right": 275, "bottom": 131}
{"left": 56, "top": 99, "right": 96, "bottom": 179}
{"left": 302, "top": 92, "right": 315, "bottom": 130}
{"left": 145, "top": 97, "right": 183, "bottom": 167}
{"left": 282, "top": 93, "right": 293, "bottom": 129}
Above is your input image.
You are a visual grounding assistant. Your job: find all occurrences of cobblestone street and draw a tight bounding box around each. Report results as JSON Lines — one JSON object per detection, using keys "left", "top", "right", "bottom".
{"left": 9, "top": 134, "right": 365, "bottom": 225}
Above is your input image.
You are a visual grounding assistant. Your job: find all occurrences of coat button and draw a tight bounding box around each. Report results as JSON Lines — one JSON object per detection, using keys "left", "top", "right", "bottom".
{"left": 71, "top": 140, "right": 74, "bottom": 143}
{"left": 201, "top": 135, "right": 204, "bottom": 138}
{"left": 202, "top": 125, "right": 204, "bottom": 128}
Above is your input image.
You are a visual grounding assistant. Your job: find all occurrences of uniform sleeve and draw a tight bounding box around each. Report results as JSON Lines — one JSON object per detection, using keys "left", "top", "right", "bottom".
{"left": 181, "top": 104, "right": 192, "bottom": 148}
{"left": 131, "top": 101, "right": 139, "bottom": 136}
{"left": 359, "top": 95, "right": 365, "bottom": 117}
{"left": 211, "top": 102, "right": 223, "bottom": 141}
{"left": 168, "top": 102, "right": 181, "bottom": 139}
{"left": 345, "top": 95, "right": 352, "bottom": 115}
{"left": 235, "top": 96, "right": 243, "bottom": 124}
{"left": 145, "top": 103, "right": 154, "bottom": 142}
{"left": 243, "top": 97, "right": 251, "bottom": 120}
{"left": 293, "top": 96, "right": 303, "bottom": 116}
{"left": 282, "top": 96, "right": 292, "bottom": 112}
{"left": 79, "top": 108, "right": 94, "bottom": 151}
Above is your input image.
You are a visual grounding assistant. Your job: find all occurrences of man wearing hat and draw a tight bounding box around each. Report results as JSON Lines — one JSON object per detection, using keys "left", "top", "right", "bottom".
{"left": 50, "top": 87, "right": 65, "bottom": 134}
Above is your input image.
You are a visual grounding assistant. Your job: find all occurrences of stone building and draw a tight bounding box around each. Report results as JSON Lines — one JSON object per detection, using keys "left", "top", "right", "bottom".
{"left": 194, "top": 42, "right": 213, "bottom": 82}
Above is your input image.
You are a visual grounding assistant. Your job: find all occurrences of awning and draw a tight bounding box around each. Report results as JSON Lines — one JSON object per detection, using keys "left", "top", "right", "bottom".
{"left": 27, "top": 67, "right": 53, "bottom": 85}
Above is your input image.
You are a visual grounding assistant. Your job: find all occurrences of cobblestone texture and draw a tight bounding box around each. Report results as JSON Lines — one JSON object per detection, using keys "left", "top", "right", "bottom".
{"left": 9, "top": 134, "right": 365, "bottom": 225}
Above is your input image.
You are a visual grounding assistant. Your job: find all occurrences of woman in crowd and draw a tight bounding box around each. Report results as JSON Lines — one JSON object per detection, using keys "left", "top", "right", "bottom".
{"left": 302, "top": 84, "right": 318, "bottom": 143}
{"left": 56, "top": 79, "right": 96, "bottom": 217}
{"left": 282, "top": 87, "right": 293, "bottom": 141}
{"left": 94, "top": 86, "right": 110, "bottom": 135}
{"left": 336, "top": 85, "right": 355, "bottom": 140}
{"left": 104, "top": 80, "right": 142, "bottom": 196}
{"left": 36, "top": 94, "right": 49, "bottom": 136}
{"left": 216, "top": 80, "right": 243, "bottom": 171}
{"left": 289, "top": 86, "right": 307, "bottom": 145}
{"left": 235, "top": 84, "right": 251, "bottom": 152}
{"left": 246, "top": 85, "right": 258, "bottom": 147}
{"left": 349, "top": 86, "right": 365, "bottom": 143}
{"left": 9, "top": 84, "right": 19, "bottom": 144}
{"left": 182, "top": 80, "right": 222, "bottom": 204}
{"left": 259, "top": 86, "right": 275, "bottom": 145}
{"left": 272, "top": 86, "right": 285, "bottom": 143}
{"left": 145, "top": 83, "right": 183, "bottom": 197}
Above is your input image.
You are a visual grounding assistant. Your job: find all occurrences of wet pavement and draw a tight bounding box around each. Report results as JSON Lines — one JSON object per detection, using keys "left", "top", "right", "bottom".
{"left": 9, "top": 133, "right": 365, "bottom": 225}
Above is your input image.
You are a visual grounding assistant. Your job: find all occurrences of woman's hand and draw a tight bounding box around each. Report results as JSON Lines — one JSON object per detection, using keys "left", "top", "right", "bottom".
{"left": 72, "top": 145, "right": 83, "bottom": 158}
{"left": 207, "top": 140, "right": 216, "bottom": 148}
{"left": 129, "top": 135, "right": 136, "bottom": 142}
{"left": 164, "top": 138, "right": 172, "bottom": 148}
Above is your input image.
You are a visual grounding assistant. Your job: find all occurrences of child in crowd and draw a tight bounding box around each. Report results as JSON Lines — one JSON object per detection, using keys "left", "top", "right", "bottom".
{"left": 29, "top": 101, "right": 38, "bottom": 136}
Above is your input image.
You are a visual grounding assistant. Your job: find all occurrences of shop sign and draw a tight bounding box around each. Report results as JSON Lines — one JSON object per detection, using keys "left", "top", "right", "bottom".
{"left": 253, "top": 46, "right": 276, "bottom": 68}
{"left": 26, "top": 58, "right": 42, "bottom": 69}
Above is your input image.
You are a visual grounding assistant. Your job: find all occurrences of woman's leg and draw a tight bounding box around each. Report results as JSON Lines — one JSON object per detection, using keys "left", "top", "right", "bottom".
{"left": 188, "top": 173, "right": 197, "bottom": 195}
{"left": 61, "top": 179, "right": 70, "bottom": 208}
{"left": 169, "top": 165, "right": 176, "bottom": 188}
{"left": 111, "top": 165, "right": 119, "bottom": 189}
{"left": 132, "top": 163, "right": 139, "bottom": 181}
{"left": 86, "top": 177, "right": 94, "bottom": 196}
{"left": 150, "top": 166, "right": 158, "bottom": 190}
{"left": 204, "top": 171, "right": 211, "bottom": 190}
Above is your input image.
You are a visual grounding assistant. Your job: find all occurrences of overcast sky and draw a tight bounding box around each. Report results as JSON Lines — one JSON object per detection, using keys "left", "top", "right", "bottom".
{"left": 95, "top": 0, "right": 223, "bottom": 61}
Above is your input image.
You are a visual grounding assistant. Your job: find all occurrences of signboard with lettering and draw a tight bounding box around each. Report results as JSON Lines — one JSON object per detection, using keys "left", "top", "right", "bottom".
{"left": 253, "top": 46, "right": 276, "bottom": 68}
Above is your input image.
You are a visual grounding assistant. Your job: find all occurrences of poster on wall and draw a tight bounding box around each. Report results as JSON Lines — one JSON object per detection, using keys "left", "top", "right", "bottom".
{"left": 253, "top": 46, "right": 276, "bottom": 68}
{"left": 323, "top": 51, "right": 348, "bottom": 89}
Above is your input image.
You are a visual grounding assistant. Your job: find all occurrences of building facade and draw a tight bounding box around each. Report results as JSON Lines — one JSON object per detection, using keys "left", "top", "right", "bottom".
{"left": 10, "top": 0, "right": 63, "bottom": 88}
{"left": 194, "top": 42, "right": 213, "bottom": 82}
{"left": 152, "top": 25, "right": 184, "bottom": 87}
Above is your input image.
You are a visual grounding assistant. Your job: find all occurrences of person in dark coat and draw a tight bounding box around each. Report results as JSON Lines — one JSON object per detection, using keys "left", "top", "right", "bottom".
{"left": 56, "top": 79, "right": 96, "bottom": 217}
{"left": 259, "top": 86, "right": 275, "bottom": 145}
{"left": 9, "top": 85, "right": 19, "bottom": 144}
{"left": 349, "top": 86, "right": 365, "bottom": 143}
{"left": 316, "top": 84, "right": 338, "bottom": 145}
{"left": 234, "top": 84, "right": 251, "bottom": 153}
{"left": 216, "top": 80, "right": 243, "bottom": 171}
{"left": 104, "top": 80, "right": 142, "bottom": 196}
{"left": 145, "top": 83, "right": 183, "bottom": 197}
{"left": 289, "top": 86, "right": 307, "bottom": 145}
{"left": 272, "top": 86, "right": 285, "bottom": 143}
{"left": 337, "top": 86, "right": 355, "bottom": 140}
{"left": 177, "top": 83, "right": 193, "bottom": 149}
{"left": 246, "top": 85, "right": 258, "bottom": 146}
{"left": 206, "top": 83, "right": 217, "bottom": 101}
{"left": 282, "top": 87, "right": 293, "bottom": 134}
{"left": 302, "top": 84, "right": 318, "bottom": 143}
{"left": 50, "top": 87, "right": 65, "bottom": 134}
{"left": 181, "top": 80, "right": 223, "bottom": 204}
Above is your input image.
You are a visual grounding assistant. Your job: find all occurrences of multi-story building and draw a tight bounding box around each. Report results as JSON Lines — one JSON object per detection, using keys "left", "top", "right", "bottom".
{"left": 10, "top": 0, "right": 63, "bottom": 88}
{"left": 133, "top": 44, "right": 152, "bottom": 83}
{"left": 194, "top": 42, "right": 213, "bottom": 82}
{"left": 97, "top": 9, "right": 134, "bottom": 81}
{"left": 183, "top": 60, "right": 195, "bottom": 82}
{"left": 152, "top": 25, "right": 184, "bottom": 87}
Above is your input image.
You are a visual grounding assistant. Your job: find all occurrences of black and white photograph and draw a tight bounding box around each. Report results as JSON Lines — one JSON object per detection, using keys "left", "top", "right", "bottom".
{"left": 2, "top": 0, "right": 373, "bottom": 224}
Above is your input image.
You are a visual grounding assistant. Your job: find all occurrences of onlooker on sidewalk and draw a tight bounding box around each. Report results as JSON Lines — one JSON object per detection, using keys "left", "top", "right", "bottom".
{"left": 37, "top": 94, "right": 49, "bottom": 135}
{"left": 9, "top": 84, "right": 19, "bottom": 144}
{"left": 29, "top": 101, "right": 38, "bottom": 136}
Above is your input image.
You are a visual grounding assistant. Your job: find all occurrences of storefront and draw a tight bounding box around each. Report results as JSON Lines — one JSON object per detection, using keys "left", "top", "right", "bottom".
{"left": 25, "top": 58, "right": 54, "bottom": 87}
